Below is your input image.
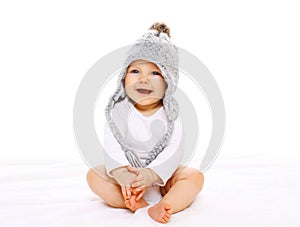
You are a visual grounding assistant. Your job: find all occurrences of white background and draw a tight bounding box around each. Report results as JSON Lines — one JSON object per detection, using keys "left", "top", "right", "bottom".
{"left": 1, "top": 0, "right": 299, "bottom": 164}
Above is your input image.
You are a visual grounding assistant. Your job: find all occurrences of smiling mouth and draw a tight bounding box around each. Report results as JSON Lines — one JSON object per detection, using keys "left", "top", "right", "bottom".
{"left": 136, "top": 88, "right": 153, "bottom": 94}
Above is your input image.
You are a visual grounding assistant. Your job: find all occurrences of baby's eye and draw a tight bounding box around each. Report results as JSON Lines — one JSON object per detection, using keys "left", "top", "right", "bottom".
{"left": 130, "top": 69, "right": 139, "bottom": 74}
{"left": 151, "top": 71, "right": 162, "bottom": 76}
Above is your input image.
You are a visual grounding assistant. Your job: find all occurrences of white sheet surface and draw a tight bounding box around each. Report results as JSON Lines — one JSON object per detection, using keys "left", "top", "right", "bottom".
{"left": 1, "top": 157, "right": 299, "bottom": 227}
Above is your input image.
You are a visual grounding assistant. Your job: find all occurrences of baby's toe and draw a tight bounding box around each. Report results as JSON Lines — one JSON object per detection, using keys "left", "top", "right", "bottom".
{"left": 162, "top": 214, "right": 170, "bottom": 222}
{"left": 162, "top": 217, "right": 168, "bottom": 223}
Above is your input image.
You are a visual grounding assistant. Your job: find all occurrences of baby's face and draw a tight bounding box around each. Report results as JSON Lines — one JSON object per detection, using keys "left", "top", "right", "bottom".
{"left": 124, "top": 60, "right": 166, "bottom": 106}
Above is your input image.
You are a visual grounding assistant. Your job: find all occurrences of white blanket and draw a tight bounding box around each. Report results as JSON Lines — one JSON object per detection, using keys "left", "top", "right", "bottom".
{"left": 1, "top": 157, "right": 299, "bottom": 227}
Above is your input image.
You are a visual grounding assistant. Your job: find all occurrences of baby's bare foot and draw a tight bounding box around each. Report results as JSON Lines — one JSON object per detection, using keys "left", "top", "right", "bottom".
{"left": 125, "top": 194, "right": 149, "bottom": 212}
{"left": 148, "top": 201, "right": 171, "bottom": 224}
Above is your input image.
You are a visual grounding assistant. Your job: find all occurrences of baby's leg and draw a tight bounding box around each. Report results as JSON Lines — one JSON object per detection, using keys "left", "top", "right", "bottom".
{"left": 148, "top": 166, "right": 204, "bottom": 223}
{"left": 86, "top": 165, "right": 126, "bottom": 208}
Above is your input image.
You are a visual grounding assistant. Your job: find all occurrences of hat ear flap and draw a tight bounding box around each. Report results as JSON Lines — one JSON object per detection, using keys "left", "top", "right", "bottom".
{"left": 117, "top": 68, "right": 127, "bottom": 99}
{"left": 119, "top": 84, "right": 126, "bottom": 99}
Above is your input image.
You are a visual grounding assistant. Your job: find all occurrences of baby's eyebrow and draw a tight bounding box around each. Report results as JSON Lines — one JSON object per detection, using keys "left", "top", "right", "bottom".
{"left": 128, "top": 65, "right": 140, "bottom": 70}
{"left": 127, "top": 64, "right": 161, "bottom": 73}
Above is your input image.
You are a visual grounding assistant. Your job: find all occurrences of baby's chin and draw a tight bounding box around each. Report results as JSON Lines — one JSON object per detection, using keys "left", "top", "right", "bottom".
{"left": 126, "top": 94, "right": 162, "bottom": 106}
{"left": 133, "top": 98, "right": 162, "bottom": 107}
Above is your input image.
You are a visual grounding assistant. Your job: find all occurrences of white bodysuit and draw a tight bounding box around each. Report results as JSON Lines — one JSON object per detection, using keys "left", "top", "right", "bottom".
{"left": 104, "top": 100, "right": 184, "bottom": 187}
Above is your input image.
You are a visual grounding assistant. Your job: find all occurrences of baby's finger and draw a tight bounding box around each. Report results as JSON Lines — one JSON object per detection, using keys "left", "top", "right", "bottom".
{"left": 135, "top": 185, "right": 146, "bottom": 192}
{"left": 130, "top": 187, "right": 137, "bottom": 195}
{"left": 121, "top": 186, "right": 127, "bottom": 199}
{"left": 131, "top": 180, "right": 144, "bottom": 188}
{"left": 133, "top": 174, "right": 144, "bottom": 183}
{"left": 136, "top": 189, "right": 146, "bottom": 201}
{"left": 126, "top": 185, "right": 131, "bottom": 198}
{"left": 126, "top": 166, "right": 139, "bottom": 175}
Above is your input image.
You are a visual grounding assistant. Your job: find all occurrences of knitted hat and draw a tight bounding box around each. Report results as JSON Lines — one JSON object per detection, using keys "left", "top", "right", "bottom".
{"left": 105, "top": 23, "right": 179, "bottom": 167}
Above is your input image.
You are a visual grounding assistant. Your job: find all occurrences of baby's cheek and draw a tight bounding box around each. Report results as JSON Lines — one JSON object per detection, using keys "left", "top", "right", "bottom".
{"left": 155, "top": 85, "right": 166, "bottom": 98}
{"left": 124, "top": 76, "right": 137, "bottom": 88}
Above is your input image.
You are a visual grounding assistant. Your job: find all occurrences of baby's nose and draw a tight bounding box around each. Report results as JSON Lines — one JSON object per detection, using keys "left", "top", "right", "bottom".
{"left": 138, "top": 75, "right": 150, "bottom": 84}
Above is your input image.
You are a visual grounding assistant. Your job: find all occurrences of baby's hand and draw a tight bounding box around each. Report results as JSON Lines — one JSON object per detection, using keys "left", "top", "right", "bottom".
{"left": 111, "top": 166, "right": 139, "bottom": 185}
{"left": 111, "top": 166, "right": 139, "bottom": 199}
{"left": 126, "top": 166, "right": 161, "bottom": 191}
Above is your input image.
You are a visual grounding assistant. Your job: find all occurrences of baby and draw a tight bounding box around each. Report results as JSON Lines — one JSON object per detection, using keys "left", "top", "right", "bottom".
{"left": 87, "top": 23, "right": 204, "bottom": 224}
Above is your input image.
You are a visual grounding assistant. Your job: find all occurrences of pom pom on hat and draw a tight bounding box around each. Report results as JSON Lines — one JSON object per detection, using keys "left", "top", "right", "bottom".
{"left": 149, "top": 22, "right": 171, "bottom": 38}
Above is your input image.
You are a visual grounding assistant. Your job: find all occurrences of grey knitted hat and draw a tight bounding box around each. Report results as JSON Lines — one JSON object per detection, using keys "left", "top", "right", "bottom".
{"left": 105, "top": 23, "right": 179, "bottom": 167}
